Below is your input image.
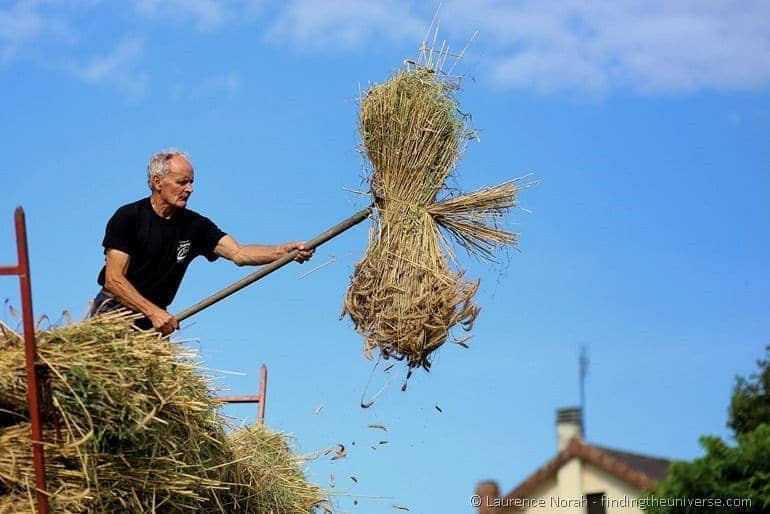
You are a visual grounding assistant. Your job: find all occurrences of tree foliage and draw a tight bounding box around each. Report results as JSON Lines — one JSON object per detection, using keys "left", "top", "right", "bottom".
{"left": 644, "top": 425, "right": 770, "bottom": 513}
{"left": 644, "top": 346, "right": 770, "bottom": 513}
{"left": 728, "top": 346, "right": 770, "bottom": 436}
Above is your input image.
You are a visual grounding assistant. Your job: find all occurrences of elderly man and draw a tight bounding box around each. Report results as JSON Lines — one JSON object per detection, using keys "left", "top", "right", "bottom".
{"left": 91, "top": 149, "right": 313, "bottom": 334}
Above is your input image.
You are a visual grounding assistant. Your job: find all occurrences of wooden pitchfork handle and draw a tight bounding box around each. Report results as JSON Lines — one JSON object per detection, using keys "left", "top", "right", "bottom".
{"left": 175, "top": 205, "right": 372, "bottom": 322}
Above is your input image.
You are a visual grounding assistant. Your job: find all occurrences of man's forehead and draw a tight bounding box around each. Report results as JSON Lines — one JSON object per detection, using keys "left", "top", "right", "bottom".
{"left": 168, "top": 156, "right": 194, "bottom": 175}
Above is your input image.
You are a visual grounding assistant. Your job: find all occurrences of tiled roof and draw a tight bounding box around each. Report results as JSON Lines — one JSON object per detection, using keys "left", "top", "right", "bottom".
{"left": 503, "top": 438, "right": 671, "bottom": 503}
{"left": 594, "top": 445, "right": 671, "bottom": 482}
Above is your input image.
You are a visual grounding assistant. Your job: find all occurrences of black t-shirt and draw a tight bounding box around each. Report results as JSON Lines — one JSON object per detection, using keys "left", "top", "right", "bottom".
{"left": 97, "top": 197, "right": 226, "bottom": 309}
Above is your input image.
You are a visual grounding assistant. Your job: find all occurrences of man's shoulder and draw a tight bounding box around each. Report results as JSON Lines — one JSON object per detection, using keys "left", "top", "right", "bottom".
{"left": 103, "top": 198, "right": 148, "bottom": 246}
{"left": 105, "top": 198, "right": 149, "bottom": 227}
{"left": 179, "top": 206, "right": 214, "bottom": 224}
{"left": 112, "top": 197, "right": 149, "bottom": 217}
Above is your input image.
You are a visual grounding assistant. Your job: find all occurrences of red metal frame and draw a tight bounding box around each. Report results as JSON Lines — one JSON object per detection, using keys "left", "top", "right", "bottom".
{"left": 0, "top": 207, "right": 48, "bottom": 513}
{"left": 219, "top": 364, "right": 268, "bottom": 423}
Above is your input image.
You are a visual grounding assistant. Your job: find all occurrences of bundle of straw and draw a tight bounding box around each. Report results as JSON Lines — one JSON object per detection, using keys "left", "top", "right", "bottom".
{"left": 0, "top": 491, "right": 39, "bottom": 514}
{"left": 0, "top": 314, "right": 327, "bottom": 513}
{"left": 219, "top": 424, "right": 325, "bottom": 513}
{"left": 343, "top": 65, "right": 521, "bottom": 370}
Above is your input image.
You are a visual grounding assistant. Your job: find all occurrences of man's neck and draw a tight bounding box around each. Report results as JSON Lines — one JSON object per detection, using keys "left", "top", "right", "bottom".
{"left": 150, "top": 195, "right": 175, "bottom": 219}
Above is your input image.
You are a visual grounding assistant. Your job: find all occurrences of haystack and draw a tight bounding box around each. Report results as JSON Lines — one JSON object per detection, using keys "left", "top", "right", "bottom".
{"left": 220, "top": 425, "right": 325, "bottom": 513}
{"left": 0, "top": 313, "right": 326, "bottom": 513}
{"left": 343, "top": 64, "right": 522, "bottom": 370}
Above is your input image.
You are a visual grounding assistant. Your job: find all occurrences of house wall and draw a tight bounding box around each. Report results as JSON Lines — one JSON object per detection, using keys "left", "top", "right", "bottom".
{"left": 512, "top": 457, "right": 585, "bottom": 513}
{"left": 514, "top": 476, "right": 557, "bottom": 514}
{"left": 582, "top": 462, "right": 646, "bottom": 514}
{"left": 505, "top": 458, "right": 646, "bottom": 514}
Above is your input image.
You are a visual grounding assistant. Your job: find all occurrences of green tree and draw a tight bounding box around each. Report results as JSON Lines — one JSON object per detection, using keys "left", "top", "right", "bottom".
{"left": 644, "top": 426, "right": 770, "bottom": 513}
{"left": 644, "top": 346, "right": 770, "bottom": 514}
{"left": 728, "top": 346, "right": 770, "bottom": 436}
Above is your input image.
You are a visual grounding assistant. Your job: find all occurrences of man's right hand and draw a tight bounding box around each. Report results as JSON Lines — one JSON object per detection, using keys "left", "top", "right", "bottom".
{"left": 149, "top": 309, "right": 179, "bottom": 336}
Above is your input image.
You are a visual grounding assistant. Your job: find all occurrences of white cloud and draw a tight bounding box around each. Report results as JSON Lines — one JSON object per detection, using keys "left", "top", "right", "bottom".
{"left": 3, "top": 1, "right": 769, "bottom": 96}
{"left": 267, "top": 0, "right": 424, "bottom": 49}
{"left": 265, "top": 0, "right": 770, "bottom": 94}
{"left": 70, "top": 36, "right": 148, "bottom": 98}
{"left": 133, "top": 0, "right": 265, "bottom": 30}
{"left": 0, "top": 1, "right": 43, "bottom": 43}
{"left": 470, "top": 0, "right": 770, "bottom": 94}
{"left": 0, "top": 0, "right": 71, "bottom": 63}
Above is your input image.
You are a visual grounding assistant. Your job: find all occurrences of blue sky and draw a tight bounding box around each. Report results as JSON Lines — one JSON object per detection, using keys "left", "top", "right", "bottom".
{"left": 1, "top": 1, "right": 769, "bottom": 513}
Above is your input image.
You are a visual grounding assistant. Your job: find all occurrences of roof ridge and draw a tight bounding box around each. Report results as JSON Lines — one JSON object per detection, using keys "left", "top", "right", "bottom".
{"left": 502, "top": 437, "right": 669, "bottom": 501}
{"left": 591, "top": 443, "right": 671, "bottom": 463}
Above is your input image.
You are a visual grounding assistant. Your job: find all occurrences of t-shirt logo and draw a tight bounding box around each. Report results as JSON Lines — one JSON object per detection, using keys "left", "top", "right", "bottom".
{"left": 176, "top": 240, "right": 191, "bottom": 262}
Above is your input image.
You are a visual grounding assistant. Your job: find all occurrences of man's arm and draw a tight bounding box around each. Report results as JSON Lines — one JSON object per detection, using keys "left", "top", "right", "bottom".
{"left": 103, "top": 249, "right": 179, "bottom": 335}
{"left": 213, "top": 235, "right": 314, "bottom": 266}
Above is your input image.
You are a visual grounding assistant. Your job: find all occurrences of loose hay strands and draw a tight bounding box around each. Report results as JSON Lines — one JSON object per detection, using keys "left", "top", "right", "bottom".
{"left": 0, "top": 313, "right": 326, "bottom": 513}
{"left": 0, "top": 423, "right": 92, "bottom": 512}
{"left": 219, "top": 424, "right": 328, "bottom": 513}
{"left": 343, "top": 59, "right": 523, "bottom": 371}
{"left": 428, "top": 181, "right": 520, "bottom": 260}
{"left": 0, "top": 492, "right": 35, "bottom": 514}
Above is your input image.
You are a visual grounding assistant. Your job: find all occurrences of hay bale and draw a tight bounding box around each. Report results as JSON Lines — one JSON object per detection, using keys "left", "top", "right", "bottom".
{"left": 344, "top": 66, "right": 521, "bottom": 370}
{"left": 0, "top": 492, "right": 35, "bottom": 514}
{"left": 0, "top": 314, "right": 326, "bottom": 513}
{"left": 0, "top": 313, "right": 226, "bottom": 511}
{"left": 217, "top": 424, "right": 326, "bottom": 513}
{"left": 0, "top": 423, "right": 91, "bottom": 512}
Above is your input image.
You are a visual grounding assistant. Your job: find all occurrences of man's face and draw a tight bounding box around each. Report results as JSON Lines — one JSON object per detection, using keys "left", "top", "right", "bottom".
{"left": 154, "top": 155, "right": 194, "bottom": 209}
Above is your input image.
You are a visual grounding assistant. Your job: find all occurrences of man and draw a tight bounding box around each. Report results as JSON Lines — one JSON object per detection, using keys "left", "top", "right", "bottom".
{"left": 91, "top": 149, "right": 313, "bottom": 335}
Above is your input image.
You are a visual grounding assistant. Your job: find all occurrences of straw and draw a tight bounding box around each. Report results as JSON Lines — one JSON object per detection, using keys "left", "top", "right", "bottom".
{"left": 0, "top": 314, "right": 326, "bottom": 513}
{"left": 343, "top": 63, "right": 524, "bottom": 370}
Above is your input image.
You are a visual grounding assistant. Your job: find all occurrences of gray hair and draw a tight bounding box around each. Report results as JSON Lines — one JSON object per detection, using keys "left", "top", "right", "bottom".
{"left": 146, "top": 149, "right": 190, "bottom": 190}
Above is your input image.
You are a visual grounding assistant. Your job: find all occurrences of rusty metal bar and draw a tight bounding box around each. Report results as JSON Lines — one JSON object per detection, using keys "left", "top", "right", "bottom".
{"left": 257, "top": 364, "right": 267, "bottom": 424}
{"left": 176, "top": 206, "right": 372, "bottom": 322}
{"left": 219, "top": 395, "right": 260, "bottom": 403}
{"left": 219, "top": 364, "right": 268, "bottom": 423}
{"left": 5, "top": 207, "right": 49, "bottom": 513}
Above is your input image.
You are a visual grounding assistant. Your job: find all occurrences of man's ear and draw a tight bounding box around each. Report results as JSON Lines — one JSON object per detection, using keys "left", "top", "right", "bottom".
{"left": 151, "top": 174, "right": 162, "bottom": 191}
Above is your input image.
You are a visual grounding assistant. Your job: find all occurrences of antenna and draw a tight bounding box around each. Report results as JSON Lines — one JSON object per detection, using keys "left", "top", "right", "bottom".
{"left": 579, "top": 344, "right": 589, "bottom": 437}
